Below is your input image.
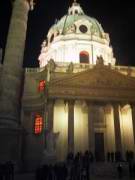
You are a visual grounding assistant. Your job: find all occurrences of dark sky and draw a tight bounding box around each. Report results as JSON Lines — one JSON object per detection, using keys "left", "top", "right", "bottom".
{"left": 0, "top": 0, "right": 135, "bottom": 67}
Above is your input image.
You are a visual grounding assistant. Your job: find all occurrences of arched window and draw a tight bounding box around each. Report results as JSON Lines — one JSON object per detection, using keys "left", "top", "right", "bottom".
{"left": 80, "top": 51, "right": 89, "bottom": 63}
{"left": 75, "top": 10, "right": 78, "bottom": 14}
{"left": 50, "top": 34, "right": 54, "bottom": 43}
{"left": 34, "top": 114, "right": 43, "bottom": 135}
{"left": 70, "top": 11, "right": 73, "bottom": 15}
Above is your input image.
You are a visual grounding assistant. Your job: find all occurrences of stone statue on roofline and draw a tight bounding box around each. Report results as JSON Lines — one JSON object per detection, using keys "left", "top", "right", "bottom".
{"left": 48, "top": 59, "right": 56, "bottom": 72}
{"left": 66, "top": 62, "right": 74, "bottom": 73}
{"left": 96, "top": 55, "right": 104, "bottom": 65}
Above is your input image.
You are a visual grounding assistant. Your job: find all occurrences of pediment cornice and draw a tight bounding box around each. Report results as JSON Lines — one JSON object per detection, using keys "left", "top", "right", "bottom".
{"left": 48, "top": 64, "right": 135, "bottom": 102}
{"left": 49, "top": 65, "right": 135, "bottom": 90}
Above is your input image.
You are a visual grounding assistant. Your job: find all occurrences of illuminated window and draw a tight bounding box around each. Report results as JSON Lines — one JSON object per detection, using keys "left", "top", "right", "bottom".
{"left": 80, "top": 51, "right": 89, "bottom": 63}
{"left": 34, "top": 114, "right": 43, "bottom": 135}
{"left": 38, "top": 80, "right": 46, "bottom": 92}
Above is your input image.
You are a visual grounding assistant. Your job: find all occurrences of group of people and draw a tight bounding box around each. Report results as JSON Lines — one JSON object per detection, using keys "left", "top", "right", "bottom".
{"left": 107, "top": 150, "right": 134, "bottom": 162}
{"left": 36, "top": 150, "right": 135, "bottom": 180}
{"left": 0, "top": 161, "right": 14, "bottom": 180}
{"left": 1, "top": 150, "right": 135, "bottom": 180}
{"left": 116, "top": 162, "right": 135, "bottom": 179}
{"left": 36, "top": 151, "right": 93, "bottom": 180}
{"left": 107, "top": 151, "right": 122, "bottom": 162}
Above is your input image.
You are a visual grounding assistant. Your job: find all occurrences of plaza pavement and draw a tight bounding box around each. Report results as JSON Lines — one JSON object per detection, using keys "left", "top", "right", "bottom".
{"left": 14, "top": 162, "right": 133, "bottom": 180}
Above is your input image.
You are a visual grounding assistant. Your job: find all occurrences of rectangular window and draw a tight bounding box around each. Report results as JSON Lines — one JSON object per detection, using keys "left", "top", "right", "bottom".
{"left": 34, "top": 114, "right": 43, "bottom": 134}
{"left": 38, "top": 80, "right": 46, "bottom": 92}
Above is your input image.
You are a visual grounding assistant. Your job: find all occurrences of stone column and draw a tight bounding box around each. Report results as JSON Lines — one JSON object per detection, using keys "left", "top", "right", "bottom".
{"left": 87, "top": 102, "right": 95, "bottom": 154}
{"left": 68, "top": 100, "right": 74, "bottom": 153}
{"left": 0, "top": 0, "right": 32, "bottom": 167}
{"left": 0, "top": 0, "right": 31, "bottom": 125}
{"left": 47, "top": 100, "right": 55, "bottom": 131}
{"left": 131, "top": 104, "right": 135, "bottom": 147}
{"left": 113, "top": 104, "right": 122, "bottom": 153}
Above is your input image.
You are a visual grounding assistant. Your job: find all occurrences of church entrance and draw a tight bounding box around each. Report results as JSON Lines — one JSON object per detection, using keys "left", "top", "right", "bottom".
{"left": 95, "top": 133, "right": 105, "bottom": 161}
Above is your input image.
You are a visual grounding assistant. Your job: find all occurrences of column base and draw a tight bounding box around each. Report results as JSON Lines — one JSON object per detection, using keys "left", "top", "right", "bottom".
{"left": 0, "top": 126, "right": 24, "bottom": 171}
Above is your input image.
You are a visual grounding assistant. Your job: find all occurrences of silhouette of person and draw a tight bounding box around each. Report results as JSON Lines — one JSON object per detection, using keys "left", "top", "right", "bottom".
{"left": 107, "top": 152, "right": 111, "bottom": 162}
{"left": 117, "top": 163, "right": 123, "bottom": 179}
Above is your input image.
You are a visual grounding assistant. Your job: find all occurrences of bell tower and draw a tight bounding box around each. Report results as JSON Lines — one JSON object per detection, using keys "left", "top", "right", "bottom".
{"left": 0, "top": 0, "right": 34, "bottom": 166}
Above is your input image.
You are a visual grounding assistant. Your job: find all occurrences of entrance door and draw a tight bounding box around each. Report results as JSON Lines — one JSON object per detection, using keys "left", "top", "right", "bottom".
{"left": 95, "top": 133, "right": 105, "bottom": 161}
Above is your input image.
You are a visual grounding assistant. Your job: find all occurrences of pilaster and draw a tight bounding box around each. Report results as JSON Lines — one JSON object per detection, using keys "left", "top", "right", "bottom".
{"left": 47, "top": 99, "right": 55, "bottom": 131}
{"left": 131, "top": 104, "right": 135, "bottom": 147}
{"left": 68, "top": 100, "right": 75, "bottom": 153}
{"left": 87, "top": 102, "right": 95, "bottom": 154}
{"left": 113, "top": 104, "right": 122, "bottom": 153}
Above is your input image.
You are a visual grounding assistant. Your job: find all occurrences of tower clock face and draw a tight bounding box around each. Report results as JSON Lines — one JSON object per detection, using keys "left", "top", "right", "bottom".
{"left": 79, "top": 25, "right": 88, "bottom": 33}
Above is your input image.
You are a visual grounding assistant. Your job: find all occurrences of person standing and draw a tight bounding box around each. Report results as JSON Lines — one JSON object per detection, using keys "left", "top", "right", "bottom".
{"left": 117, "top": 163, "right": 123, "bottom": 179}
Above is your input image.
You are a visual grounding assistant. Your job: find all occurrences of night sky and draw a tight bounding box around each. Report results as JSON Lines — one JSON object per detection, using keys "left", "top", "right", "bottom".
{"left": 0, "top": 0, "right": 135, "bottom": 67}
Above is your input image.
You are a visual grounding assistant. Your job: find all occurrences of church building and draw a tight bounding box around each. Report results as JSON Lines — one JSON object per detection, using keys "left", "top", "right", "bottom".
{"left": 0, "top": 0, "right": 135, "bottom": 170}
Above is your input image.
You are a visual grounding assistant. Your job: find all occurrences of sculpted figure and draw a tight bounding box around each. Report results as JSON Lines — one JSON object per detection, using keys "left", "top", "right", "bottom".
{"left": 42, "top": 130, "right": 59, "bottom": 165}
{"left": 48, "top": 59, "right": 56, "bottom": 72}
{"left": 46, "top": 130, "right": 59, "bottom": 154}
{"left": 96, "top": 55, "right": 104, "bottom": 65}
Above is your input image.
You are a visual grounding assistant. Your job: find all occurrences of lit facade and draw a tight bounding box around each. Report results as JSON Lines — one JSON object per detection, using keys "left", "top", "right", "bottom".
{"left": 21, "top": 2, "right": 135, "bottom": 169}
{"left": 1, "top": 1, "right": 135, "bottom": 171}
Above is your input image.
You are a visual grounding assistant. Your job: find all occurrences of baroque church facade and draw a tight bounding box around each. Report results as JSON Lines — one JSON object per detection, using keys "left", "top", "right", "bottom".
{"left": 0, "top": 0, "right": 135, "bottom": 170}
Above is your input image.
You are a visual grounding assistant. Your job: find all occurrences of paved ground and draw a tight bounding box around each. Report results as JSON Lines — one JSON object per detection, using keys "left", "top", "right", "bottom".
{"left": 14, "top": 162, "right": 133, "bottom": 180}
{"left": 15, "top": 172, "right": 35, "bottom": 180}
{"left": 14, "top": 173, "right": 133, "bottom": 180}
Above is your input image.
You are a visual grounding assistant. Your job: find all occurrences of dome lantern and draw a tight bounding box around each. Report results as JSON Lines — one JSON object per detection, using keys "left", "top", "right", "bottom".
{"left": 68, "top": 1, "right": 84, "bottom": 15}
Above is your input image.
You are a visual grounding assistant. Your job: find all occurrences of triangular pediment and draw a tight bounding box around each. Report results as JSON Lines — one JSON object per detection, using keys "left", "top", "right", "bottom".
{"left": 48, "top": 64, "right": 135, "bottom": 102}
{"left": 50, "top": 65, "right": 135, "bottom": 89}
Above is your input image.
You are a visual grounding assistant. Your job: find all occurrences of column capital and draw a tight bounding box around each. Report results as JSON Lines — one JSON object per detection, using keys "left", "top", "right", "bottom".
{"left": 130, "top": 103, "right": 135, "bottom": 109}
{"left": 104, "top": 105, "right": 112, "bottom": 114}
{"left": 119, "top": 102, "right": 127, "bottom": 108}
{"left": 48, "top": 99, "right": 55, "bottom": 105}
{"left": 86, "top": 101, "right": 95, "bottom": 107}
{"left": 68, "top": 100, "right": 75, "bottom": 106}
{"left": 112, "top": 102, "right": 119, "bottom": 107}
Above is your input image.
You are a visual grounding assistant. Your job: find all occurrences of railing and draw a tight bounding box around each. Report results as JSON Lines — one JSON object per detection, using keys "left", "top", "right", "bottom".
{"left": 25, "top": 66, "right": 45, "bottom": 73}
{"left": 25, "top": 62, "right": 135, "bottom": 76}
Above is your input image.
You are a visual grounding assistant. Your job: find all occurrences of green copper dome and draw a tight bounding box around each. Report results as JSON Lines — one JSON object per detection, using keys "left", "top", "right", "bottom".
{"left": 48, "top": 2, "right": 105, "bottom": 38}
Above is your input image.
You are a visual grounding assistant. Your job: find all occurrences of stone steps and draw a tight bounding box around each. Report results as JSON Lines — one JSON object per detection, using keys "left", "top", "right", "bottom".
{"left": 90, "top": 162, "right": 129, "bottom": 178}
